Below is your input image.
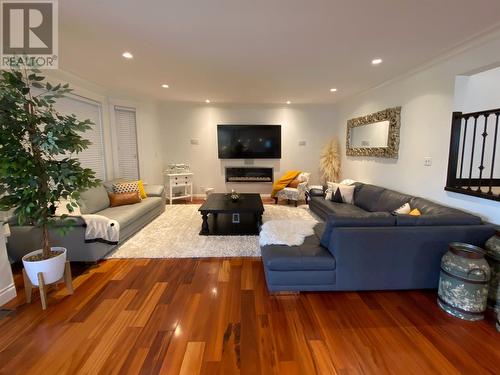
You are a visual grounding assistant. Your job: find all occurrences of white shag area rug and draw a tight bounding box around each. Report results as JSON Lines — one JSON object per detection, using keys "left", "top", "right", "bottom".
{"left": 107, "top": 204, "right": 318, "bottom": 258}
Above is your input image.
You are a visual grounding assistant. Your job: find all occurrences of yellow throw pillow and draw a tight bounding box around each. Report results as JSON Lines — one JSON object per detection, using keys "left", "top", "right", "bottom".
{"left": 409, "top": 208, "right": 421, "bottom": 216}
{"left": 137, "top": 180, "right": 147, "bottom": 199}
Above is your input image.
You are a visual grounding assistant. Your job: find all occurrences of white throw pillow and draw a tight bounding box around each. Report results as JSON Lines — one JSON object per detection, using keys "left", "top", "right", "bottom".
{"left": 339, "top": 178, "right": 356, "bottom": 185}
{"left": 393, "top": 202, "right": 411, "bottom": 214}
{"left": 297, "top": 172, "right": 310, "bottom": 183}
{"left": 325, "top": 182, "right": 355, "bottom": 204}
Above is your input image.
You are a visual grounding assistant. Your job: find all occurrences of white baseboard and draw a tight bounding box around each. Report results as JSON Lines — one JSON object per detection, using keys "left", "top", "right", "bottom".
{"left": 0, "top": 283, "right": 16, "bottom": 307}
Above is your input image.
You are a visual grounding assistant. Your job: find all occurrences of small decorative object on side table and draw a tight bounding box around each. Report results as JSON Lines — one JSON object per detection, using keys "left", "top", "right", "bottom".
{"left": 230, "top": 189, "right": 240, "bottom": 202}
{"left": 437, "top": 242, "right": 491, "bottom": 321}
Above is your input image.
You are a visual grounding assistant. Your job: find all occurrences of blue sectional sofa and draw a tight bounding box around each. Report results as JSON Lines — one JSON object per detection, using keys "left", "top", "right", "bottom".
{"left": 261, "top": 183, "right": 496, "bottom": 292}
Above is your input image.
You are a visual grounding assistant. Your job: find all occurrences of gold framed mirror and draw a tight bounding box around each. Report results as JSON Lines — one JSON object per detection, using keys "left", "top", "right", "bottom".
{"left": 346, "top": 106, "right": 401, "bottom": 158}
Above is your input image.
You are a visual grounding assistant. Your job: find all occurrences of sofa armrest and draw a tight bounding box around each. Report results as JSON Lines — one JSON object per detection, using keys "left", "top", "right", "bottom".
{"left": 54, "top": 216, "right": 86, "bottom": 227}
{"left": 308, "top": 187, "right": 325, "bottom": 197}
{"left": 328, "top": 224, "right": 495, "bottom": 291}
{"left": 144, "top": 184, "right": 165, "bottom": 198}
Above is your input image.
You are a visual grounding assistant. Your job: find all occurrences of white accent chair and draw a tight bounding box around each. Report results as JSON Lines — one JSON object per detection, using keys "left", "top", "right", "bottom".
{"left": 274, "top": 172, "right": 310, "bottom": 206}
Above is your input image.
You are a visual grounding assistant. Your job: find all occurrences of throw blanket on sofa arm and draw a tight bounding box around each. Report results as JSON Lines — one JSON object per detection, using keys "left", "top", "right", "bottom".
{"left": 81, "top": 214, "right": 120, "bottom": 245}
{"left": 271, "top": 170, "right": 301, "bottom": 198}
{"left": 259, "top": 219, "right": 316, "bottom": 247}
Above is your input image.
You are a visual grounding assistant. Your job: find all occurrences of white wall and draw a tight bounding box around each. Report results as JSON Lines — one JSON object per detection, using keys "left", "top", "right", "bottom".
{"left": 334, "top": 35, "right": 500, "bottom": 224}
{"left": 454, "top": 66, "right": 500, "bottom": 112}
{"left": 159, "top": 102, "right": 337, "bottom": 194}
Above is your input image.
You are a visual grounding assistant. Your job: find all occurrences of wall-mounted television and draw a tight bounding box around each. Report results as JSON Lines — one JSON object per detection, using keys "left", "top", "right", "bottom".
{"left": 217, "top": 125, "right": 281, "bottom": 159}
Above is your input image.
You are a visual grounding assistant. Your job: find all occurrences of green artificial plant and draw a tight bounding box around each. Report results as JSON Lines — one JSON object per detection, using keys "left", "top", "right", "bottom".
{"left": 0, "top": 67, "right": 99, "bottom": 259}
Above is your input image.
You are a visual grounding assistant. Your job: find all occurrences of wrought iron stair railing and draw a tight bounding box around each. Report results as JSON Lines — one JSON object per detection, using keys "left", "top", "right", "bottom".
{"left": 445, "top": 108, "right": 500, "bottom": 201}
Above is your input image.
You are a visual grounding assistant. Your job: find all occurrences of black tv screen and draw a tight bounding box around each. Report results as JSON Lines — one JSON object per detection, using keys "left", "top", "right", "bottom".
{"left": 217, "top": 125, "right": 281, "bottom": 159}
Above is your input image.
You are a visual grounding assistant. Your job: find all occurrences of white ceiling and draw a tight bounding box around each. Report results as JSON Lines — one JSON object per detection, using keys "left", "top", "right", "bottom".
{"left": 59, "top": 0, "right": 500, "bottom": 104}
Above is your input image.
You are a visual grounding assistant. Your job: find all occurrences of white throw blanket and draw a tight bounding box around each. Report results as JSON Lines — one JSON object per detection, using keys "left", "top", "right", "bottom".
{"left": 81, "top": 214, "right": 120, "bottom": 244}
{"left": 259, "top": 219, "right": 316, "bottom": 247}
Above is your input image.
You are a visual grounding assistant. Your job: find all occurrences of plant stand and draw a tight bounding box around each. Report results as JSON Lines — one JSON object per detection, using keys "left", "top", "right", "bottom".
{"left": 22, "top": 261, "right": 73, "bottom": 310}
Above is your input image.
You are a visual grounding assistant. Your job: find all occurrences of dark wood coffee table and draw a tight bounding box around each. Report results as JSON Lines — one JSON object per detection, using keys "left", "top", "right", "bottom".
{"left": 198, "top": 193, "right": 264, "bottom": 235}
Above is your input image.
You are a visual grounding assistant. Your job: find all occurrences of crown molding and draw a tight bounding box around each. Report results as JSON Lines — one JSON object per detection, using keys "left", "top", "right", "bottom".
{"left": 337, "top": 22, "right": 500, "bottom": 105}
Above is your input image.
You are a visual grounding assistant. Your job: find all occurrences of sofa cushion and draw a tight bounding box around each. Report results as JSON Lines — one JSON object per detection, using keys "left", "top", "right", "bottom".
{"left": 308, "top": 188, "right": 325, "bottom": 198}
{"left": 320, "top": 213, "right": 396, "bottom": 248}
{"left": 98, "top": 197, "right": 162, "bottom": 227}
{"left": 396, "top": 214, "right": 483, "bottom": 226}
{"left": 326, "top": 215, "right": 396, "bottom": 227}
{"left": 373, "top": 189, "right": 413, "bottom": 213}
{"left": 354, "top": 184, "right": 386, "bottom": 212}
{"left": 144, "top": 184, "right": 165, "bottom": 197}
{"left": 311, "top": 198, "right": 369, "bottom": 217}
{"left": 261, "top": 228, "right": 336, "bottom": 271}
{"left": 408, "top": 197, "right": 457, "bottom": 215}
{"left": 313, "top": 222, "right": 326, "bottom": 238}
{"left": 102, "top": 179, "right": 128, "bottom": 192}
{"left": 79, "top": 186, "right": 110, "bottom": 214}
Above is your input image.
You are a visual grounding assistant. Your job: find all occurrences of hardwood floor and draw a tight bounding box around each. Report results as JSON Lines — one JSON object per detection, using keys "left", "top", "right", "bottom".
{"left": 1, "top": 258, "right": 499, "bottom": 374}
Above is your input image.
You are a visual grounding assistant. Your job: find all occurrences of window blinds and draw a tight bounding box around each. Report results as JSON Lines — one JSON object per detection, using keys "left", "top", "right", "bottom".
{"left": 54, "top": 95, "right": 107, "bottom": 180}
{"left": 114, "top": 106, "right": 139, "bottom": 180}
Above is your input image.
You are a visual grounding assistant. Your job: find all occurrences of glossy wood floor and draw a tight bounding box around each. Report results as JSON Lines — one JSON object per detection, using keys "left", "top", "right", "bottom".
{"left": 1, "top": 259, "right": 499, "bottom": 374}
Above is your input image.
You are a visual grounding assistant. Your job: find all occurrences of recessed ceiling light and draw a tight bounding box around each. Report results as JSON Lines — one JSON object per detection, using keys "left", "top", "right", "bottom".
{"left": 122, "top": 51, "right": 133, "bottom": 59}
{"left": 286, "top": 101, "right": 291, "bottom": 104}
{"left": 330, "top": 88, "right": 337, "bottom": 92}
{"left": 205, "top": 99, "right": 210, "bottom": 103}
{"left": 161, "top": 84, "right": 169, "bottom": 88}
{"left": 371, "top": 58, "right": 383, "bottom": 65}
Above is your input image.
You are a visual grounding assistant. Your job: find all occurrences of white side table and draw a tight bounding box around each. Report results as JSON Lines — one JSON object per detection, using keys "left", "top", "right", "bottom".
{"left": 163, "top": 172, "right": 194, "bottom": 205}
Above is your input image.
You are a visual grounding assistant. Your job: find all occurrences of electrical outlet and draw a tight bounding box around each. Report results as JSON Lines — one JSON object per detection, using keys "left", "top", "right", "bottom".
{"left": 424, "top": 157, "right": 432, "bottom": 166}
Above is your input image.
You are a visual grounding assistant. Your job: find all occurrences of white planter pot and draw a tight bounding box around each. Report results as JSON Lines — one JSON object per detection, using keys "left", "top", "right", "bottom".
{"left": 22, "top": 247, "right": 67, "bottom": 286}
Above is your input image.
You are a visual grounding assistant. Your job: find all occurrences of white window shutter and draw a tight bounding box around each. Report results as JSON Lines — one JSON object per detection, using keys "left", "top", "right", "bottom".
{"left": 114, "top": 106, "right": 139, "bottom": 180}
{"left": 53, "top": 95, "right": 107, "bottom": 181}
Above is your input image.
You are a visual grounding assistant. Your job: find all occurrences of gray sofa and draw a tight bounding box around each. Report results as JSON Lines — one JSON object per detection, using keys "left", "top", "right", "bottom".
{"left": 7, "top": 182, "right": 165, "bottom": 262}
{"left": 261, "top": 182, "right": 496, "bottom": 292}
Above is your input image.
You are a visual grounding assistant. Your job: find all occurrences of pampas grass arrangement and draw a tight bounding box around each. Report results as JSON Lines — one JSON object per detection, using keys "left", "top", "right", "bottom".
{"left": 320, "top": 138, "right": 341, "bottom": 183}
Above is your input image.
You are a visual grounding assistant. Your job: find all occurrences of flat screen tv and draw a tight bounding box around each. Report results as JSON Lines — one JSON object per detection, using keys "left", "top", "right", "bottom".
{"left": 217, "top": 125, "right": 281, "bottom": 159}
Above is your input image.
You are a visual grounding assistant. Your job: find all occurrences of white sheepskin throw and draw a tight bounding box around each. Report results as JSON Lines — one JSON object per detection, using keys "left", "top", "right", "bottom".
{"left": 259, "top": 219, "right": 316, "bottom": 247}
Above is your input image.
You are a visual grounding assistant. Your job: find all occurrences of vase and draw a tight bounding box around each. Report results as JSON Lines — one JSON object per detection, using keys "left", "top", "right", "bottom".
{"left": 437, "top": 242, "right": 490, "bottom": 321}
{"left": 485, "top": 230, "right": 500, "bottom": 312}
{"left": 22, "top": 247, "right": 67, "bottom": 286}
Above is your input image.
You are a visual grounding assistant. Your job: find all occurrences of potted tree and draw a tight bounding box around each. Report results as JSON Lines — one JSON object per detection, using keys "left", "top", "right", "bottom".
{"left": 0, "top": 67, "right": 98, "bottom": 287}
